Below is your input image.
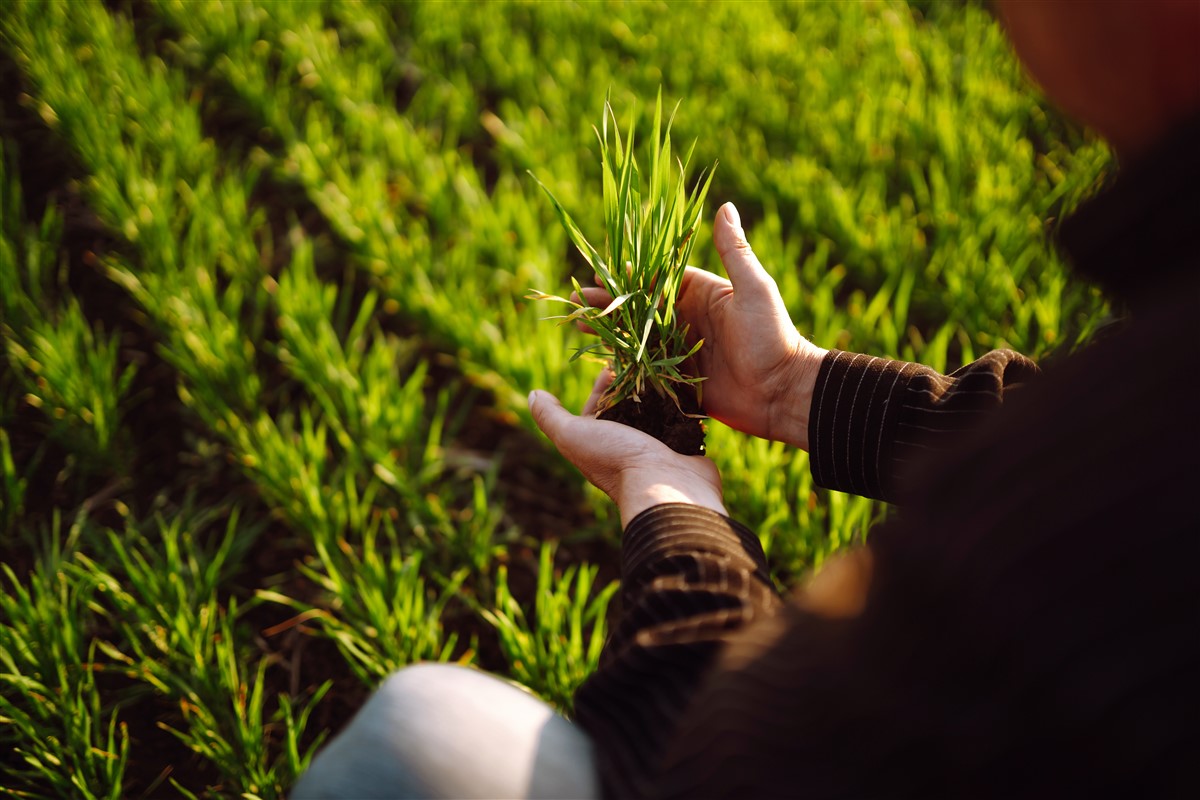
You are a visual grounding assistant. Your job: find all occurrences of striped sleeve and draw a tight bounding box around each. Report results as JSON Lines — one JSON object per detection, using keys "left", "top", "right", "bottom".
{"left": 572, "top": 504, "right": 783, "bottom": 799}
{"left": 808, "top": 349, "right": 1039, "bottom": 504}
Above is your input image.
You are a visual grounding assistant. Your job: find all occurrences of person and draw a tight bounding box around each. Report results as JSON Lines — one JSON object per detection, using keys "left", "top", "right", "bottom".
{"left": 295, "top": 1, "right": 1199, "bottom": 797}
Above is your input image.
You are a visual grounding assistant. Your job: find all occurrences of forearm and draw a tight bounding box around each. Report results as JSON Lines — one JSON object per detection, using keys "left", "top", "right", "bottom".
{"left": 806, "top": 348, "right": 1041, "bottom": 503}
{"left": 574, "top": 503, "right": 782, "bottom": 798}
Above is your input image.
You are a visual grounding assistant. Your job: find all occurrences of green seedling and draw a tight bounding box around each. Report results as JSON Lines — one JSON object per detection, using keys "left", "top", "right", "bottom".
{"left": 529, "top": 92, "right": 716, "bottom": 452}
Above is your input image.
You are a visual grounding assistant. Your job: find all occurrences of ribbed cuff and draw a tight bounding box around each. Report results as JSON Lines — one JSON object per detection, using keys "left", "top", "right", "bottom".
{"left": 807, "top": 350, "right": 916, "bottom": 503}
{"left": 622, "top": 503, "right": 770, "bottom": 588}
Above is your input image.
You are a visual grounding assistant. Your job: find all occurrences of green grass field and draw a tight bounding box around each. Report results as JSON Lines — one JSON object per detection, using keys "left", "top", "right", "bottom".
{"left": 0, "top": 1, "right": 1111, "bottom": 796}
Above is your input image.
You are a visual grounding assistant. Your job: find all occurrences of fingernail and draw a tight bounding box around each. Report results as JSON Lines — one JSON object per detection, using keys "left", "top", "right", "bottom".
{"left": 527, "top": 390, "right": 538, "bottom": 411}
{"left": 724, "top": 202, "right": 741, "bottom": 229}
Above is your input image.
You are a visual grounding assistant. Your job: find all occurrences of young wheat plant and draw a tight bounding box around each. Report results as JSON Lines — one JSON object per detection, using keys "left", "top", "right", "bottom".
{"left": 529, "top": 92, "right": 716, "bottom": 417}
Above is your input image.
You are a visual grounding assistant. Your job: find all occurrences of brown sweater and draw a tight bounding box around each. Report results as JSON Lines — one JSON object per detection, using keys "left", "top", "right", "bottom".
{"left": 573, "top": 117, "right": 1200, "bottom": 799}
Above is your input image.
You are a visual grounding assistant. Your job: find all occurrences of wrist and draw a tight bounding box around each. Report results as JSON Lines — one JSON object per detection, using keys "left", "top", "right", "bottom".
{"left": 616, "top": 475, "right": 726, "bottom": 529}
{"left": 767, "top": 340, "right": 828, "bottom": 451}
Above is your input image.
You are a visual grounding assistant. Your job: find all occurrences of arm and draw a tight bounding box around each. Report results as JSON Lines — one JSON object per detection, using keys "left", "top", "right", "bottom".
{"left": 527, "top": 379, "right": 863, "bottom": 797}
{"left": 574, "top": 504, "right": 783, "bottom": 799}
{"left": 576, "top": 204, "right": 1040, "bottom": 505}
{"left": 528, "top": 351, "right": 1035, "bottom": 796}
{"left": 685, "top": 203, "right": 1040, "bottom": 502}
{"left": 528, "top": 374, "right": 783, "bottom": 798}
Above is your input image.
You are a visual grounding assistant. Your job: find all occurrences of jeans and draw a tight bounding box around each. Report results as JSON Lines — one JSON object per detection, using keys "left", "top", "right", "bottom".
{"left": 291, "top": 663, "right": 600, "bottom": 799}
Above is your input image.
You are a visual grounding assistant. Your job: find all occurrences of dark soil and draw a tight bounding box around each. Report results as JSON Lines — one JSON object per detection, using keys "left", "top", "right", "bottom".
{"left": 598, "top": 384, "right": 706, "bottom": 456}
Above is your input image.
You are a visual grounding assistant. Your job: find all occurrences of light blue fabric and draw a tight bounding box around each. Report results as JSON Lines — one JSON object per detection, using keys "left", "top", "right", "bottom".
{"left": 292, "top": 663, "right": 600, "bottom": 799}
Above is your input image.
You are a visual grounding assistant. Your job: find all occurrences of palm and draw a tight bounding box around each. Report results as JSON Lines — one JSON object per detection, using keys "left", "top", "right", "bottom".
{"left": 530, "top": 374, "right": 726, "bottom": 527}
{"left": 678, "top": 266, "right": 803, "bottom": 440}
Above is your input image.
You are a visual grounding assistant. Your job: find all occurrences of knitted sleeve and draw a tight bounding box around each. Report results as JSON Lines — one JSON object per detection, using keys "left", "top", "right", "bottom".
{"left": 807, "top": 348, "right": 1040, "bottom": 503}
{"left": 572, "top": 504, "right": 783, "bottom": 799}
{"left": 573, "top": 350, "right": 1040, "bottom": 797}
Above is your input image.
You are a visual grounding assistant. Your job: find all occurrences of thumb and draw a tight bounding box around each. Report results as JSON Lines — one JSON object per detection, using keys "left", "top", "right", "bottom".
{"left": 529, "top": 390, "right": 575, "bottom": 446}
{"left": 713, "top": 202, "right": 774, "bottom": 299}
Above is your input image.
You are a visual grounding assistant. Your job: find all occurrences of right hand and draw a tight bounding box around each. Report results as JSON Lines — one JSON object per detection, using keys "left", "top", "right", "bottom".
{"left": 577, "top": 202, "right": 827, "bottom": 449}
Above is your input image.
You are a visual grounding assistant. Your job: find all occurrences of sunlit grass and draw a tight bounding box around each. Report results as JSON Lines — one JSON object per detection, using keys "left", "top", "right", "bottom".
{"left": 0, "top": 0, "right": 1110, "bottom": 794}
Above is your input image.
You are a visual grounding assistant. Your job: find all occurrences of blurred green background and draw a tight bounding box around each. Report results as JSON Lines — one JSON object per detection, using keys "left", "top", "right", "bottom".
{"left": 0, "top": 1, "right": 1110, "bottom": 796}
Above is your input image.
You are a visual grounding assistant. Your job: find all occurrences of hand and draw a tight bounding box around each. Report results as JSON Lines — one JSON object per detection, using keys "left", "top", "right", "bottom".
{"left": 577, "top": 202, "right": 827, "bottom": 449}
{"left": 529, "top": 369, "right": 726, "bottom": 528}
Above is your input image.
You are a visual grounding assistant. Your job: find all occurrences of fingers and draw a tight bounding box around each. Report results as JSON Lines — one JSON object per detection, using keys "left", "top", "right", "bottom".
{"left": 572, "top": 287, "right": 612, "bottom": 307}
{"left": 712, "top": 202, "right": 775, "bottom": 300}
{"left": 571, "top": 287, "right": 613, "bottom": 334}
{"left": 581, "top": 366, "right": 615, "bottom": 417}
{"left": 530, "top": 386, "right": 631, "bottom": 499}
{"left": 593, "top": 262, "right": 634, "bottom": 288}
{"left": 529, "top": 369, "right": 613, "bottom": 444}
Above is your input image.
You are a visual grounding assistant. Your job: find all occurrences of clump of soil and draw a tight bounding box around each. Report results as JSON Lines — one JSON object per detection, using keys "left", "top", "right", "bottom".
{"left": 598, "top": 384, "right": 706, "bottom": 455}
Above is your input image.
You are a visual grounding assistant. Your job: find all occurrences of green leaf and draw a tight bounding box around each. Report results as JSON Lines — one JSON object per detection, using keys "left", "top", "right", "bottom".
{"left": 595, "top": 293, "right": 633, "bottom": 317}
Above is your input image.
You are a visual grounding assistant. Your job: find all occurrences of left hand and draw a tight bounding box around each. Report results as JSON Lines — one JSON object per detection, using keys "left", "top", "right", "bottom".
{"left": 529, "top": 369, "right": 726, "bottom": 528}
